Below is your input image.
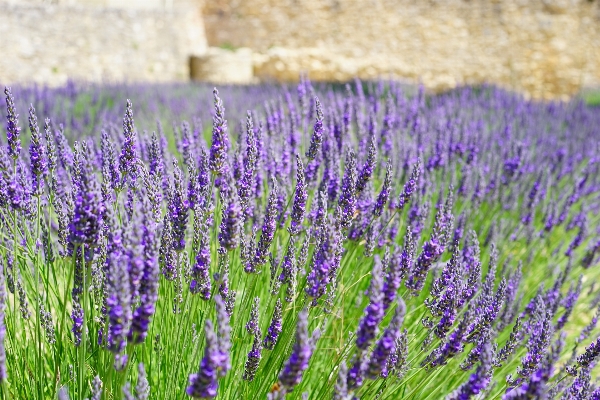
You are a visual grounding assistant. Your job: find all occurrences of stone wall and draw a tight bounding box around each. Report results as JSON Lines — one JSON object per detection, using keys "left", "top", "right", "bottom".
{"left": 0, "top": 1, "right": 207, "bottom": 86}
{"left": 203, "top": 0, "right": 600, "bottom": 99}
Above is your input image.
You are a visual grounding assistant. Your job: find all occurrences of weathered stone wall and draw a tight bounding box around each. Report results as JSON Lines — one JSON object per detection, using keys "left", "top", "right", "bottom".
{"left": 204, "top": 0, "right": 600, "bottom": 99}
{"left": 0, "top": 1, "right": 207, "bottom": 86}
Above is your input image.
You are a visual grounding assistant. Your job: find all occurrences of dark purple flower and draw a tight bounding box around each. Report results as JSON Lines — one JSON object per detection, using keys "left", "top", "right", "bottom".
{"left": 169, "top": 160, "right": 189, "bottom": 252}
{"left": 129, "top": 214, "right": 160, "bottom": 344}
{"left": 4, "top": 87, "right": 21, "bottom": 159}
{"left": 245, "top": 297, "right": 260, "bottom": 336}
{"left": 383, "top": 227, "right": 415, "bottom": 311}
{"left": 218, "top": 192, "right": 242, "bottom": 251}
{"left": 337, "top": 150, "right": 357, "bottom": 229}
{"left": 107, "top": 250, "right": 132, "bottom": 369}
{"left": 305, "top": 97, "right": 323, "bottom": 160}
{"left": 28, "top": 105, "right": 47, "bottom": 192}
{"left": 396, "top": 158, "right": 421, "bottom": 211}
{"left": 69, "top": 151, "right": 105, "bottom": 246}
{"left": 356, "top": 135, "right": 377, "bottom": 194}
{"left": 305, "top": 222, "right": 342, "bottom": 302}
{"left": 355, "top": 256, "right": 385, "bottom": 350}
{"left": 242, "top": 334, "right": 263, "bottom": 382}
{"left": 247, "top": 182, "right": 278, "bottom": 272}
{"left": 279, "top": 308, "right": 314, "bottom": 390}
{"left": 556, "top": 276, "right": 581, "bottom": 330}
{"left": 289, "top": 156, "right": 307, "bottom": 236}
{"left": 190, "top": 215, "right": 211, "bottom": 299}
{"left": 373, "top": 160, "right": 392, "bottom": 217}
{"left": 364, "top": 299, "right": 406, "bottom": 379}
{"left": 448, "top": 340, "right": 493, "bottom": 400}
{"left": 406, "top": 190, "right": 453, "bottom": 294}
{"left": 187, "top": 320, "right": 219, "bottom": 398}
{"left": 263, "top": 299, "right": 282, "bottom": 350}
{"left": 119, "top": 99, "right": 137, "bottom": 181}
{"left": 209, "top": 89, "right": 229, "bottom": 176}
{"left": 238, "top": 111, "right": 257, "bottom": 209}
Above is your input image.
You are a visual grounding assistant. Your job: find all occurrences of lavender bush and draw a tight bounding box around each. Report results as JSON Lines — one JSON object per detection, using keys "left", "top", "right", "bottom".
{"left": 0, "top": 79, "right": 600, "bottom": 399}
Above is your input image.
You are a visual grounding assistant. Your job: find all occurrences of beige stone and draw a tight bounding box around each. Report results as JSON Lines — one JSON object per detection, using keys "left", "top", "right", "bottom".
{"left": 190, "top": 47, "right": 255, "bottom": 84}
{"left": 0, "top": 1, "right": 207, "bottom": 86}
{"left": 203, "top": 0, "right": 600, "bottom": 99}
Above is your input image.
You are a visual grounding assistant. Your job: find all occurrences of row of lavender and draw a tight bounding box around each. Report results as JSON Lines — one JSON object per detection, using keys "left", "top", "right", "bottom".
{"left": 0, "top": 78, "right": 600, "bottom": 399}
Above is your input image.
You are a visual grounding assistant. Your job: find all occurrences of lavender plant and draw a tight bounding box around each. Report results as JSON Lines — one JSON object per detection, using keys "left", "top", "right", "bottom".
{"left": 0, "top": 79, "right": 600, "bottom": 400}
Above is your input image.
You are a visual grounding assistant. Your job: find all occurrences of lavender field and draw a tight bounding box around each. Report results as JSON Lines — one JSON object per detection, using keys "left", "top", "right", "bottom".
{"left": 1, "top": 79, "right": 600, "bottom": 399}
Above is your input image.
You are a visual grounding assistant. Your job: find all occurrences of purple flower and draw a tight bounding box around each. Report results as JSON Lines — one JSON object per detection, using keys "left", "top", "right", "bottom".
{"left": 263, "top": 299, "right": 282, "bottom": 350}
{"left": 28, "top": 105, "right": 47, "bottom": 192}
{"left": 396, "top": 158, "right": 421, "bottom": 211}
{"left": 383, "top": 227, "right": 415, "bottom": 311}
{"left": 364, "top": 299, "right": 406, "bottom": 379}
{"left": 406, "top": 190, "right": 453, "bottom": 294}
{"left": 556, "top": 276, "right": 581, "bottom": 330}
{"left": 242, "top": 334, "right": 263, "bottom": 382}
{"left": 69, "top": 151, "right": 105, "bottom": 246}
{"left": 106, "top": 250, "right": 132, "bottom": 369}
{"left": 245, "top": 297, "right": 260, "bottom": 336}
{"left": 169, "top": 160, "right": 189, "bottom": 252}
{"left": 129, "top": 215, "right": 160, "bottom": 344}
{"left": 356, "top": 135, "right": 377, "bottom": 194}
{"left": 218, "top": 191, "right": 242, "bottom": 251}
{"left": 355, "top": 256, "right": 385, "bottom": 350}
{"left": 448, "top": 340, "right": 493, "bottom": 400}
{"left": 119, "top": 99, "right": 137, "bottom": 181}
{"left": 305, "top": 97, "right": 323, "bottom": 160}
{"left": 305, "top": 222, "right": 342, "bottom": 302}
{"left": 209, "top": 89, "right": 229, "bottom": 176}
{"left": 4, "top": 87, "right": 21, "bottom": 159}
{"left": 337, "top": 150, "right": 357, "bottom": 229}
{"left": 238, "top": 111, "right": 257, "bottom": 209}
{"left": 247, "top": 182, "right": 278, "bottom": 272}
{"left": 278, "top": 308, "right": 314, "bottom": 390}
{"left": 187, "top": 320, "right": 220, "bottom": 398}
{"left": 373, "top": 160, "right": 392, "bottom": 217}
{"left": 190, "top": 215, "right": 211, "bottom": 299}
{"left": 289, "top": 156, "right": 308, "bottom": 235}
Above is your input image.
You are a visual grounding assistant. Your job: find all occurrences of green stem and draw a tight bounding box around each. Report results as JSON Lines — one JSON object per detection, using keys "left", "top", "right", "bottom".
{"left": 35, "top": 195, "right": 43, "bottom": 399}
{"left": 79, "top": 245, "right": 87, "bottom": 398}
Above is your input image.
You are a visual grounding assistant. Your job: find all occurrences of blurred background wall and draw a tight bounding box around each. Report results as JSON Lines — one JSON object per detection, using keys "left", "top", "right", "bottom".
{"left": 1, "top": 0, "right": 599, "bottom": 99}
{"left": 0, "top": 0, "right": 206, "bottom": 85}
{"left": 203, "top": 0, "right": 600, "bottom": 100}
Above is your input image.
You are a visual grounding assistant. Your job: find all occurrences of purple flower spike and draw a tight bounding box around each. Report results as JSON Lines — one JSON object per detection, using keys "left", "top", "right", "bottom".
{"left": 28, "top": 105, "right": 47, "bottom": 193}
{"left": 69, "top": 150, "right": 105, "bottom": 246}
{"left": 190, "top": 215, "right": 211, "bottom": 299}
{"left": 129, "top": 214, "right": 160, "bottom": 344}
{"left": 396, "top": 158, "right": 421, "bottom": 211}
{"left": 373, "top": 160, "right": 392, "bottom": 217}
{"left": 187, "top": 320, "right": 220, "bottom": 399}
{"left": 4, "top": 87, "right": 21, "bottom": 159}
{"left": 242, "top": 334, "right": 263, "bottom": 382}
{"left": 247, "top": 182, "right": 278, "bottom": 272}
{"left": 279, "top": 308, "right": 314, "bottom": 390}
{"left": 218, "top": 191, "right": 242, "bottom": 251}
{"left": 448, "top": 340, "right": 493, "bottom": 400}
{"left": 365, "top": 299, "right": 406, "bottom": 379}
{"left": 356, "top": 135, "right": 377, "bottom": 194}
{"left": 305, "top": 97, "right": 323, "bottom": 160}
{"left": 119, "top": 99, "right": 137, "bottom": 181}
{"left": 263, "top": 299, "right": 282, "bottom": 350}
{"left": 338, "top": 150, "right": 358, "bottom": 229}
{"left": 289, "top": 156, "right": 308, "bottom": 236}
{"left": 169, "top": 160, "right": 189, "bottom": 252}
{"left": 209, "top": 88, "right": 229, "bottom": 176}
{"left": 355, "top": 256, "right": 385, "bottom": 350}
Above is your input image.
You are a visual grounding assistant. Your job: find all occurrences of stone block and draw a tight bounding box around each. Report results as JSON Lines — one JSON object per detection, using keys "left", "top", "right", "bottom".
{"left": 190, "top": 47, "right": 255, "bottom": 84}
